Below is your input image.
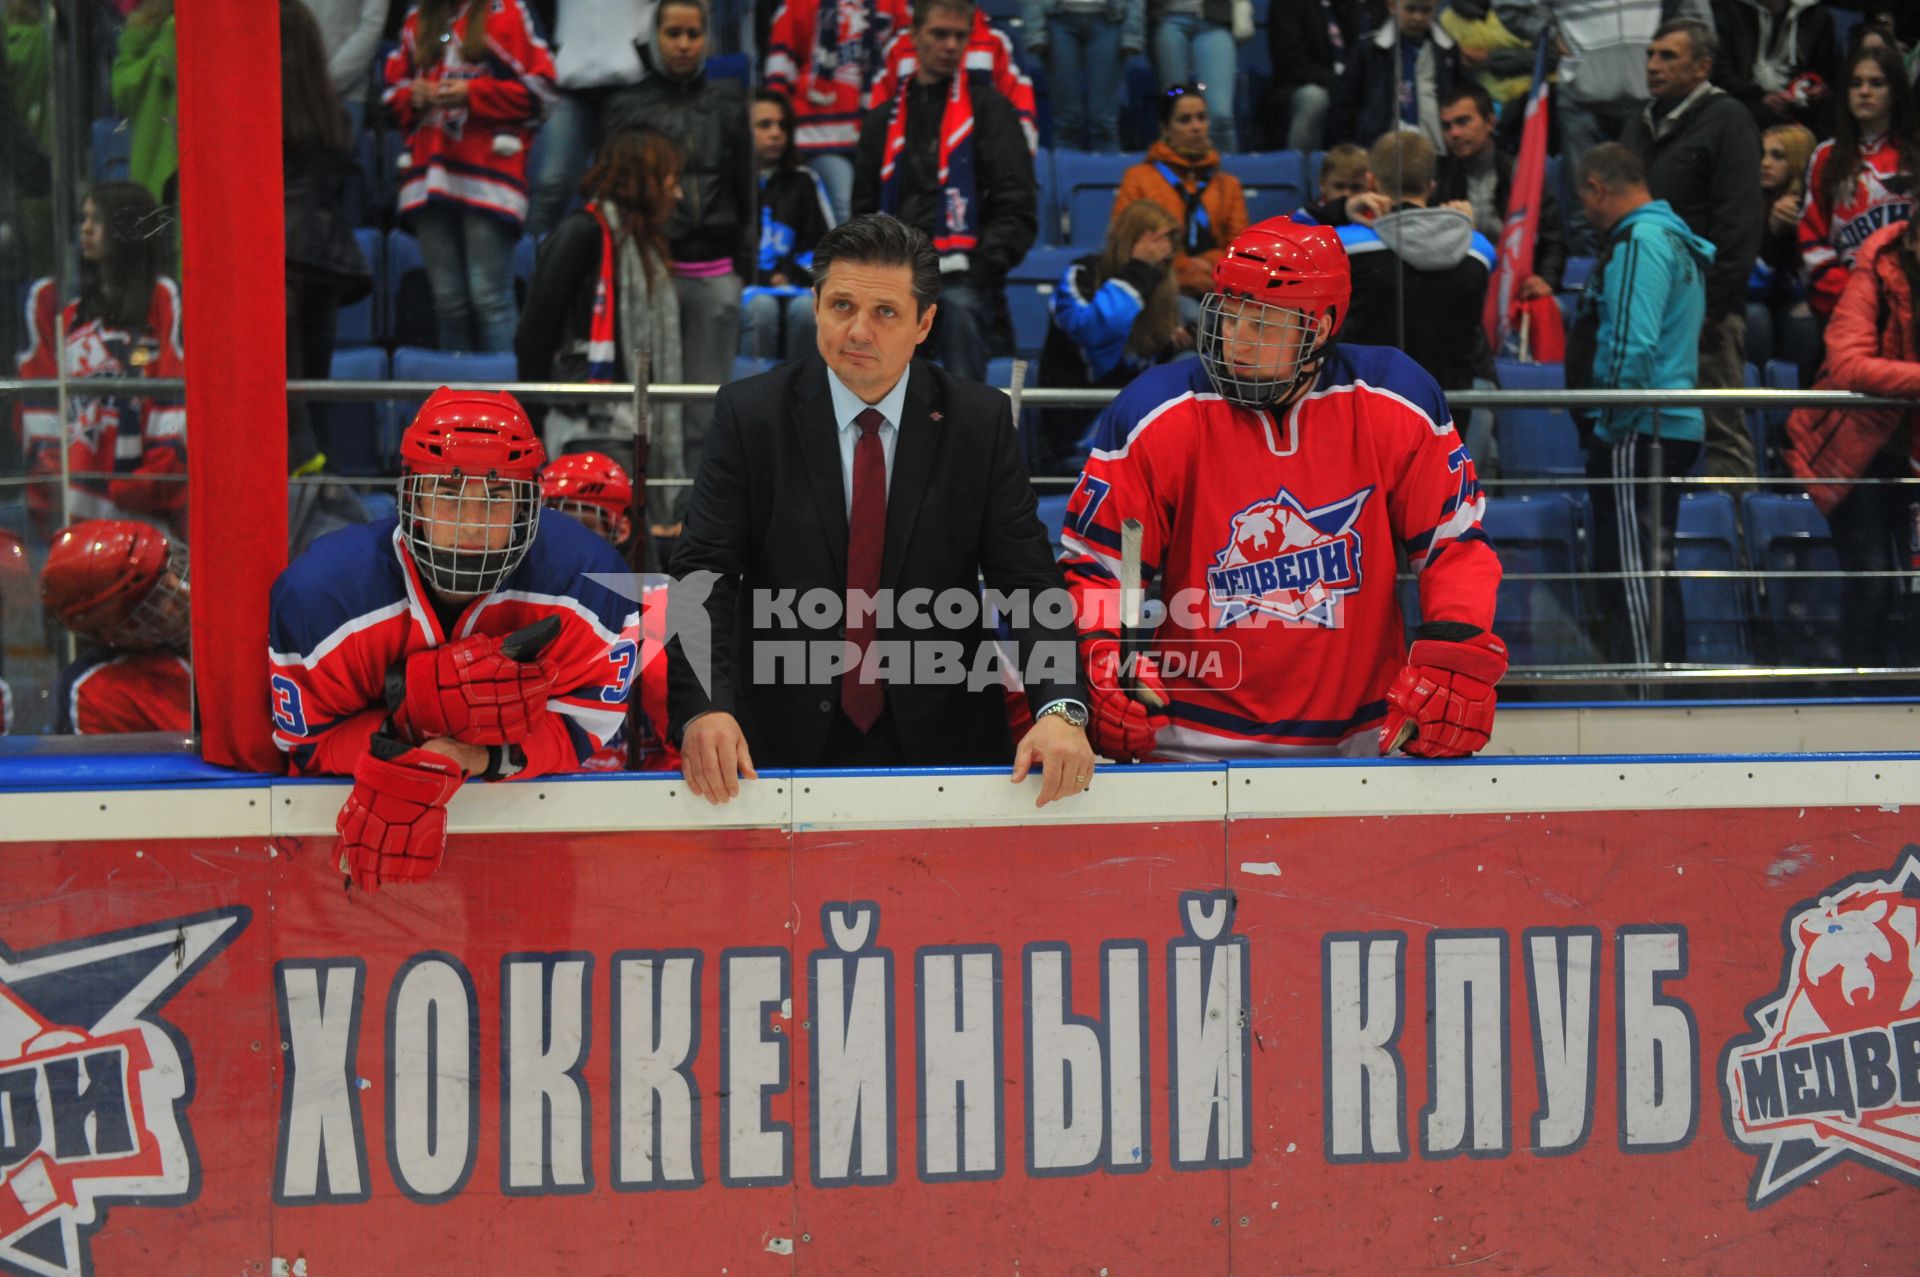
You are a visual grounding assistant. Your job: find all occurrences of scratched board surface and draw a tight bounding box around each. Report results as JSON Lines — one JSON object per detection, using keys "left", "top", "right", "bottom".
{"left": 0, "top": 809, "right": 1912, "bottom": 1275}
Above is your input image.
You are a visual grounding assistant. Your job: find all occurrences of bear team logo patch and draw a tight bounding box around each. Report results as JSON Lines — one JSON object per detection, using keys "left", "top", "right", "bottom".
{"left": 0, "top": 909, "right": 248, "bottom": 1276}
{"left": 1721, "top": 849, "right": 1920, "bottom": 1206}
{"left": 1206, "top": 487, "right": 1373, "bottom": 628}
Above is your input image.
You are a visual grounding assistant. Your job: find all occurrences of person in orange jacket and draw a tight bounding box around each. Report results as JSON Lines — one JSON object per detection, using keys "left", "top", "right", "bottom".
{"left": 1111, "top": 85, "right": 1248, "bottom": 302}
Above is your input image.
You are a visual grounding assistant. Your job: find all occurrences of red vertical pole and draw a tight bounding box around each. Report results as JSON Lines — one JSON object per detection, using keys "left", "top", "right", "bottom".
{"left": 176, "top": 0, "right": 286, "bottom": 771}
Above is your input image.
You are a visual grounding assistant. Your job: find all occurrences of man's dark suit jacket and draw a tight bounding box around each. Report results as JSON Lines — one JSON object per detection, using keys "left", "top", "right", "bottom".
{"left": 666, "top": 354, "right": 1085, "bottom": 768}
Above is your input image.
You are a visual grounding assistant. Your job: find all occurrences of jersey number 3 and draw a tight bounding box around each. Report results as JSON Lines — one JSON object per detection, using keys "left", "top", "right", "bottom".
{"left": 271, "top": 674, "right": 309, "bottom": 736}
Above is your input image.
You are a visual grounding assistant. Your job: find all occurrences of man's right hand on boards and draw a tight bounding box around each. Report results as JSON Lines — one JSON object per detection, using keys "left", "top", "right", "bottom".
{"left": 681, "top": 711, "right": 758, "bottom": 805}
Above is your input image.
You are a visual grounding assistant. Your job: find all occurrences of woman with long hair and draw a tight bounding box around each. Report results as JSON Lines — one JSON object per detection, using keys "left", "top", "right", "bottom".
{"left": 1799, "top": 44, "right": 1919, "bottom": 319}
{"left": 1750, "top": 122, "right": 1819, "bottom": 368}
{"left": 282, "top": 0, "right": 370, "bottom": 474}
{"left": 515, "top": 126, "right": 687, "bottom": 530}
{"left": 742, "top": 87, "right": 834, "bottom": 361}
{"left": 1036, "top": 199, "right": 1189, "bottom": 472}
{"left": 1112, "top": 86, "right": 1249, "bottom": 306}
{"left": 383, "top": 0, "right": 555, "bottom": 352}
{"left": 15, "top": 181, "right": 186, "bottom": 536}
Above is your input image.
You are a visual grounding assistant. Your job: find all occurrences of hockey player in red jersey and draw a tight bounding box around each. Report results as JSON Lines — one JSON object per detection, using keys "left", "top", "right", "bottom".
{"left": 1060, "top": 218, "right": 1505, "bottom": 761}
{"left": 539, "top": 451, "right": 676, "bottom": 771}
{"left": 39, "top": 519, "right": 192, "bottom": 736}
{"left": 270, "top": 390, "right": 639, "bottom": 890}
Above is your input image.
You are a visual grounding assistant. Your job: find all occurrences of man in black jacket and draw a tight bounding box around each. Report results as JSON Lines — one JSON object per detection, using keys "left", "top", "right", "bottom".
{"left": 1435, "top": 84, "right": 1566, "bottom": 297}
{"left": 1709, "top": 0, "right": 1838, "bottom": 135}
{"left": 1329, "top": 0, "right": 1464, "bottom": 149}
{"left": 668, "top": 215, "right": 1093, "bottom": 801}
{"left": 851, "top": 0, "right": 1037, "bottom": 384}
{"left": 1621, "top": 17, "right": 1764, "bottom": 480}
{"left": 1261, "top": 0, "right": 1385, "bottom": 151}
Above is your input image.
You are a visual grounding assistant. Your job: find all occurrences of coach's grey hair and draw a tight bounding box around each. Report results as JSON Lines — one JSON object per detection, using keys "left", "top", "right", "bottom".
{"left": 1654, "top": 17, "right": 1718, "bottom": 70}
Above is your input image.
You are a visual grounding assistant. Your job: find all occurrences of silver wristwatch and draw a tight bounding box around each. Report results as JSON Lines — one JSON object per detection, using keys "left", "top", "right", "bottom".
{"left": 1036, "top": 700, "right": 1090, "bottom": 729}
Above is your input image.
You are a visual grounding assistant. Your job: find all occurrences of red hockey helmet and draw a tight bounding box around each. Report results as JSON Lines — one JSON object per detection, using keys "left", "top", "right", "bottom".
{"left": 41, "top": 519, "right": 190, "bottom": 649}
{"left": 541, "top": 451, "right": 635, "bottom": 547}
{"left": 1200, "top": 218, "right": 1351, "bottom": 407}
{"left": 397, "top": 388, "right": 549, "bottom": 598}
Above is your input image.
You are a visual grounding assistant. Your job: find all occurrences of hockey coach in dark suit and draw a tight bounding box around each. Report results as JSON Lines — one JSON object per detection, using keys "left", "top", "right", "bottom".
{"left": 667, "top": 214, "right": 1094, "bottom": 804}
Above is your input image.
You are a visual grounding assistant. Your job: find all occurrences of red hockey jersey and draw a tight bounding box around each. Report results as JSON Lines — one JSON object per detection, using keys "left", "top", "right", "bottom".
{"left": 578, "top": 576, "right": 678, "bottom": 772}
{"left": 14, "top": 277, "right": 187, "bottom": 536}
{"left": 765, "top": 0, "right": 911, "bottom": 155}
{"left": 57, "top": 650, "right": 192, "bottom": 735}
{"left": 1799, "top": 136, "right": 1916, "bottom": 318}
{"left": 1060, "top": 349, "right": 1500, "bottom": 760}
{"left": 864, "top": 11, "right": 1039, "bottom": 154}
{"left": 268, "top": 513, "right": 639, "bottom": 779}
{"left": 384, "top": 0, "right": 556, "bottom": 226}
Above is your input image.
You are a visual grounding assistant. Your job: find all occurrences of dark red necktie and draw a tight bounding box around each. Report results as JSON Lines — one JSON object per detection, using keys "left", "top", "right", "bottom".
{"left": 842, "top": 408, "right": 887, "bottom": 731}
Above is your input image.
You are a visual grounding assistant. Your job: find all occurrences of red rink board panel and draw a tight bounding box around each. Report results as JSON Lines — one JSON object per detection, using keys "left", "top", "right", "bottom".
{"left": 0, "top": 787, "right": 1911, "bottom": 1275}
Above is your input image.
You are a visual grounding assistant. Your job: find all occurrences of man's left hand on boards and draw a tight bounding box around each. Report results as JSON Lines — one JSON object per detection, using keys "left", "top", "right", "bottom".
{"left": 1010, "top": 712, "right": 1097, "bottom": 808}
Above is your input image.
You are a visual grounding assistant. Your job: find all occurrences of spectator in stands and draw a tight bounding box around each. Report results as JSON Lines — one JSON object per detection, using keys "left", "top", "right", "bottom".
{"left": 1029, "top": 0, "right": 1128, "bottom": 154}
{"left": 1567, "top": 143, "right": 1712, "bottom": 669}
{"left": 1298, "top": 141, "right": 1370, "bottom": 223}
{"left": 1148, "top": 0, "right": 1246, "bottom": 155}
{"left": 282, "top": 0, "right": 372, "bottom": 477}
{"left": 112, "top": 0, "right": 177, "bottom": 207}
{"left": 526, "top": 0, "right": 654, "bottom": 239}
{"left": 40, "top": 519, "right": 191, "bottom": 735}
{"left": 1493, "top": 0, "right": 1715, "bottom": 254}
{"left": 16, "top": 182, "right": 186, "bottom": 538}
{"left": 1436, "top": 84, "right": 1565, "bottom": 299}
{"left": 1037, "top": 199, "right": 1189, "bottom": 469}
{"left": 1262, "top": 0, "right": 1383, "bottom": 152}
{"left": 1749, "top": 121, "right": 1818, "bottom": 368}
{"left": 1329, "top": 0, "right": 1463, "bottom": 151}
{"left": 1709, "top": 0, "right": 1837, "bottom": 135}
{"left": 1799, "top": 45, "right": 1918, "bottom": 322}
{"left": 744, "top": 88, "right": 834, "bottom": 362}
{"left": 1114, "top": 85, "right": 1247, "bottom": 310}
{"left": 852, "top": 0, "right": 1038, "bottom": 382}
{"left": 868, "top": 0, "right": 1040, "bottom": 153}
{"left": 515, "top": 127, "right": 686, "bottom": 490}
{"left": 1439, "top": 0, "right": 1533, "bottom": 112}
{"left": 764, "top": 0, "right": 912, "bottom": 224}
{"left": 604, "top": 0, "right": 754, "bottom": 520}
{"left": 1, "top": 4, "right": 52, "bottom": 382}
{"left": 384, "top": 0, "right": 556, "bottom": 354}
{"left": 1020, "top": 0, "right": 1143, "bottom": 153}
{"left": 1783, "top": 214, "right": 1920, "bottom": 668}
{"left": 1622, "top": 18, "right": 1764, "bottom": 481}
{"left": 304, "top": 0, "right": 389, "bottom": 130}
{"left": 1339, "top": 132, "right": 1495, "bottom": 395}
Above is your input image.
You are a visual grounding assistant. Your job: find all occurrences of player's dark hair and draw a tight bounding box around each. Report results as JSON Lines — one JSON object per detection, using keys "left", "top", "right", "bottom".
{"left": 77, "top": 181, "right": 166, "bottom": 331}
{"left": 1440, "top": 83, "right": 1495, "bottom": 123}
{"left": 753, "top": 88, "right": 800, "bottom": 173}
{"left": 1821, "top": 45, "right": 1919, "bottom": 211}
{"left": 810, "top": 214, "right": 942, "bottom": 315}
{"left": 1576, "top": 142, "right": 1646, "bottom": 193}
{"left": 281, "top": 0, "right": 349, "bottom": 155}
{"left": 1652, "top": 17, "right": 1717, "bottom": 71}
{"left": 911, "top": 0, "right": 974, "bottom": 32}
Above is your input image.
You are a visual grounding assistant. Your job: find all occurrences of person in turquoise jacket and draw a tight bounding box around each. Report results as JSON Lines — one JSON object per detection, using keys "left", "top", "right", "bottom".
{"left": 1567, "top": 142, "right": 1716, "bottom": 672}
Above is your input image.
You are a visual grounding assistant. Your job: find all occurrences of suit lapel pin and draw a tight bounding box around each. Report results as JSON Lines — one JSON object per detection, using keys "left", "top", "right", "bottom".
{"left": 930, "top": 411, "right": 943, "bottom": 422}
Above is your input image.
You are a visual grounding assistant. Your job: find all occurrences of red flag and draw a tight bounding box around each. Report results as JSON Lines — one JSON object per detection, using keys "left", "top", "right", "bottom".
{"left": 1484, "top": 40, "right": 1552, "bottom": 352}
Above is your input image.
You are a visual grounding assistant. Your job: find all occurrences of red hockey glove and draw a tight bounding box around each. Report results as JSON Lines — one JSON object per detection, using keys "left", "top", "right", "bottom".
{"left": 388, "top": 616, "right": 561, "bottom": 746}
{"left": 1379, "top": 631, "right": 1508, "bottom": 759}
{"left": 335, "top": 735, "right": 468, "bottom": 892}
{"left": 1083, "top": 637, "right": 1171, "bottom": 763}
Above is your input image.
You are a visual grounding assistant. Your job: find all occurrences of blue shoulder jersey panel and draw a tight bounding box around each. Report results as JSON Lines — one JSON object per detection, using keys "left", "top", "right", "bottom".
{"left": 268, "top": 518, "right": 411, "bottom": 657}
{"left": 1084, "top": 359, "right": 1215, "bottom": 453}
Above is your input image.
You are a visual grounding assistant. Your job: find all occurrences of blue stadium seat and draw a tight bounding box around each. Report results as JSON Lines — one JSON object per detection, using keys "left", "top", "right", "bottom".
{"left": 1741, "top": 492, "right": 1844, "bottom": 665}
{"left": 1221, "top": 151, "right": 1306, "bottom": 224}
{"left": 337, "top": 228, "right": 383, "bottom": 346}
{"left": 1479, "top": 491, "right": 1590, "bottom": 666}
{"left": 322, "top": 346, "right": 391, "bottom": 476}
{"left": 1762, "top": 358, "right": 1799, "bottom": 472}
{"left": 1307, "top": 149, "right": 1326, "bottom": 192}
{"left": 1035, "top": 493, "right": 1071, "bottom": 557}
{"left": 707, "top": 52, "right": 751, "bottom": 83}
{"left": 985, "top": 357, "right": 1015, "bottom": 387}
{"left": 1007, "top": 284, "right": 1054, "bottom": 359}
{"left": 730, "top": 356, "right": 773, "bottom": 382}
{"left": 1056, "top": 150, "right": 1132, "bottom": 248}
{"left": 385, "top": 230, "right": 434, "bottom": 349}
{"left": 1010, "top": 245, "right": 1081, "bottom": 285}
{"left": 1493, "top": 359, "right": 1583, "bottom": 478}
{"left": 1674, "top": 491, "right": 1749, "bottom": 663}
{"left": 392, "top": 348, "right": 518, "bottom": 458}
{"left": 1560, "top": 256, "right": 1595, "bottom": 291}
{"left": 1033, "top": 146, "right": 1060, "bottom": 244}
{"left": 91, "top": 118, "right": 131, "bottom": 181}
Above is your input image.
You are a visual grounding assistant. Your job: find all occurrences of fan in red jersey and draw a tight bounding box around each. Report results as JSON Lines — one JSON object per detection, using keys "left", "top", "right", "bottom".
{"left": 270, "top": 389, "right": 639, "bottom": 890}
{"left": 1799, "top": 45, "right": 1919, "bottom": 319}
{"left": 1060, "top": 218, "right": 1506, "bottom": 762}
{"left": 539, "top": 451, "right": 676, "bottom": 771}
{"left": 40, "top": 519, "right": 192, "bottom": 736}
